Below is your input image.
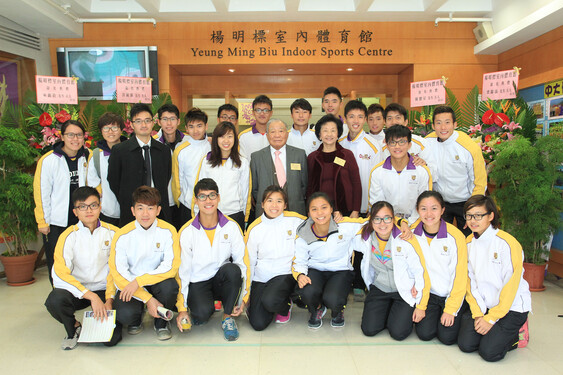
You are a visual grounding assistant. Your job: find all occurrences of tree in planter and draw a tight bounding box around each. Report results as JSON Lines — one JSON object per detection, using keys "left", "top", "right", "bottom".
{"left": 489, "top": 135, "right": 563, "bottom": 265}
{"left": 0, "top": 126, "right": 39, "bottom": 256}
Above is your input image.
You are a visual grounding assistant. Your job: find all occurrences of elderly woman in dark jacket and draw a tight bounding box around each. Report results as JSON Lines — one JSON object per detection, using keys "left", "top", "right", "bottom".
{"left": 307, "top": 114, "right": 362, "bottom": 221}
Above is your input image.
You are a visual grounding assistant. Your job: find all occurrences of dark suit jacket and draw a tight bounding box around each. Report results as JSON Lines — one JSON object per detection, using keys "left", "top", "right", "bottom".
{"left": 250, "top": 145, "right": 308, "bottom": 216}
{"left": 108, "top": 136, "right": 172, "bottom": 226}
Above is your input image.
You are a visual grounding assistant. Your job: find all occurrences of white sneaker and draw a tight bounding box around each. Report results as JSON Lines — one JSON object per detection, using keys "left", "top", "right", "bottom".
{"left": 61, "top": 324, "right": 81, "bottom": 350}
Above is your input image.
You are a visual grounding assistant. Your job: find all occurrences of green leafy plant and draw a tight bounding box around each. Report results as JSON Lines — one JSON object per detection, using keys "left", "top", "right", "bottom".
{"left": 490, "top": 135, "right": 563, "bottom": 264}
{"left": 0, "top": 126, "right": 40, "bottom": 256}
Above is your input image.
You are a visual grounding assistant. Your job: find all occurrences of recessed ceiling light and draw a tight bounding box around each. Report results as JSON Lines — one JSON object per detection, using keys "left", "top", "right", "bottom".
{"left": 228, "top": 69, "right": 235, "bottom": 73}
{"left": 346, "top": 68, "right": 354, "bottom": 71}
{"left": 287, "top": 68, "right": 294, "bottom": 72}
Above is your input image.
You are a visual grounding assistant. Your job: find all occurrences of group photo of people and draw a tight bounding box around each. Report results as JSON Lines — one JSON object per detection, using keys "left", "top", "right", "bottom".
{"left": 34, "top": 86, "right": 532, "bottom": 363}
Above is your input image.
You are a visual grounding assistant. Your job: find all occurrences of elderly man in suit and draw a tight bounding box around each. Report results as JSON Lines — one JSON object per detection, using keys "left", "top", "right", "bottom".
{"left": 250, "top": 119, "right": 308, "bottom": 217}
{"left": 108, "top": 103, "right": 172, "bottom": 226}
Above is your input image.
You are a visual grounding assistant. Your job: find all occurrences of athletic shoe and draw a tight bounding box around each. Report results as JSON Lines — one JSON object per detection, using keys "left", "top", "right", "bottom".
{"left": 353, "top": 288, "right": 366, "bottom": 302}
{"left": 308, "top": 305, "right": 327, "bottom": 329}
{"left": 127, "top": 324, "right": 144, "bottom": 335}
{"left": 155, "top": 322, "right": 172, "bottom": 341}
{"left": 518, "top": 319, "right": 529, "bottom": 348}
{"left": 275, "top": 302, "right": 293, "bottom": 324}
{"left": 331, "top": 311, "right": 345, "bottom": 327}
{"left": 222, "top": 317, "right": 239, "bottom": 341}
{"left": 214, "top": 300, "right": 223, "bottom": 312}
{"left": 61, "top": 324, "right": 81, "bottom": 350}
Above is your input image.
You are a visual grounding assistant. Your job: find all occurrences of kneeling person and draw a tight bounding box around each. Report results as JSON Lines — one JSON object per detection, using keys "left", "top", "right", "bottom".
{"left": 45, "top": 187, "right": 120, "bottom": 349}
{"left": 110, "top": 186, "right": 180, "bottom": 341}
{"left": 176, "top": 178, "right": 248, "bottom": 341}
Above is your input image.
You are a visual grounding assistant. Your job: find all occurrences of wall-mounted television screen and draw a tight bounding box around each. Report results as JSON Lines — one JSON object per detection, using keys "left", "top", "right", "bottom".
{"left": 57, "top": 46, "right": 158, "bottom": 100}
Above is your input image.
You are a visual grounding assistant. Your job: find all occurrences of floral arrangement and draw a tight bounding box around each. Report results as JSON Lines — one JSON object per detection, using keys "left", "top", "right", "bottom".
{"left": 409, "top": 106, "right": 434, "bottom": 137}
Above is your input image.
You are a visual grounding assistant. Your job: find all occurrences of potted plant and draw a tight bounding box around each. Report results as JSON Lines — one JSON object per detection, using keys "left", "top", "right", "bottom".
{"left": 0, "top": 125, "right": 40, "bottom": 285}
{"left": 489, "top": 135, "right": 563, "bottom": 291}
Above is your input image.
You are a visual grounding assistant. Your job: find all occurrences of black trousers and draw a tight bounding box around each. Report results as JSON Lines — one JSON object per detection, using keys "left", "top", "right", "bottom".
{"left": 100, "top": 213, "right": 120, "bottom": 227}
{"left": 179, "top": 203, "right": 192, "bottom": 229}
{"left": 352, "top": 251, "right": 366, "bottom": 290}
{"left": 227, "top": 211, "right": 245, "bottom": 232}
{"left": 458, "top": 310, "right": 528, "bottom": 362}
{"left": 443, "top": 201, "right": 471, "bottom": 236}
{"left": 361, "top": 285, "right": 415, "bottom": 340}
{"left": 298, "top": 269, "right": 353, "bottom": 318}
{"left": 247, "top": 274, "right": 296, "bottom": 331}
{"left": 114, "top": 278, "right": 178, "bottom": 329}
{"left": 415, "top": 293, "right": 467, "bottom": 345}
{"left": 44, "top": 288, "right": 121, "bottom": 346}
{"left": 45, "top": 225, "right": 68, "bottom": 286}
{"left": 169, "top": 204, "right": 182, "bottom": 231}
{"left": 188, "top": 263, "right": 242, "bottom": 323}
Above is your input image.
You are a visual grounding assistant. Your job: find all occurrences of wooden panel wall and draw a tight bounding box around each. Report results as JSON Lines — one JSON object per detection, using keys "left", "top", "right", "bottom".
{"left": 498, "top": 26, "right": 563, "bottom": 89}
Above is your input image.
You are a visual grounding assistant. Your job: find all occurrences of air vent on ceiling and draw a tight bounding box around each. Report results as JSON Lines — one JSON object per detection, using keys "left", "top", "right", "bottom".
{"left": 0, "top": 24, "right": 41, "bottom": 51}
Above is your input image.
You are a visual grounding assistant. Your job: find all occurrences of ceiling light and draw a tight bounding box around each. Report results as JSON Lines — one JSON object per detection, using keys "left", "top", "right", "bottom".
{"left": 287, "top": 68, "right": 294, "bottom": 72}
{"left": 346, "top": 68, "right": 353, "bottom": 71}
{"left": 228, "top": 69, "right": 235, "bottom": 73}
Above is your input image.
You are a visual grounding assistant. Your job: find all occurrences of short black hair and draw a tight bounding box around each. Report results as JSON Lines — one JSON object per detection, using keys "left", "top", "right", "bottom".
{"left": 252, "top": 95, "right": 272, "bottom": 110}
{"left": 315, "top": 114, "right": 343, "bottom": 140}
{"left": 384, "top": 103, "right": 408, "bottom": 121}
{"left": 132, "top": 186, "right": 161, "bottom": 207}
{"left": 185, "top": 107, "right": 208, "bottom": 125}
{"left": 61, "top": 120, "right": 85, "bottom": 136}
{"left": 464, "top": 195, "right": 500, "bottom": 229}
{"left": 323, "top": 86, "right": 342, "bottom": 100}
{"left": 344, "top": 100, "right": 367, "bottom": 117}
{"left": 72, "top": 186, "right": 100, "bottom": 206}
{"left": 432, "top": 105, "right": 456, "bottom": 124}
{"left": 261, "top": 185, "right": 288, "bottom": 205}
{"left": 157, "top": 103, "right": 180, "bottom": 119}
{"left": 290, "top": 98, "right": 312, "bottom": 113}
{"left": 367, "top": 103, "right": 384, "bottom": 116}
{"left": 130, "top": 103, "right": 153, "bottom": 120}
{"left": 217, "top": 104, "right": 238, "bottom": 119}
{"left": 98, "top": 112, "right": 125, "bottom": 131}
{"left": 307, "top": 191, "right": 334, "bottom": 213}
{"left": 416, "top": 191, "right": 445, "bottom": 210}
{"left": 194, "top": 178, "right": 219, "bottom": 196}
{"left": 385, "top": 125, "right": 412, "bottom": 143}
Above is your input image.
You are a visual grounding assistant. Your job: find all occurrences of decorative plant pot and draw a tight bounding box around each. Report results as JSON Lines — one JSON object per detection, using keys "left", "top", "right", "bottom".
{"left": 0, "top": 250, "right": 38, "bottom": 286}
{"left": 523, "top": 262, "right": 546, "bottom": 292}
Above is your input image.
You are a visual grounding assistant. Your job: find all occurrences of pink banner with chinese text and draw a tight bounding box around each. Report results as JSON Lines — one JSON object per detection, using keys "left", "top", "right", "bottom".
{"left": 482, "top": 70, "right": 518, "bottom": 101}
{"left": 116, "top": 77, "right": 152, "bottom": 104}
{"left": 410, "top": 79, "right": 446, "bottom": 107}
{"left": 35, "top": 75, "right": 78, "bottom": 104}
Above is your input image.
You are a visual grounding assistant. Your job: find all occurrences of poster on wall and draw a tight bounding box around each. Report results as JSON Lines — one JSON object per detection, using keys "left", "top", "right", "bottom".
{"left": 116, "top": 77, "right": 152, "bottom": 104}
{"left": 0, "top": 59, "right": 20, "bottom": 106}
{"left": 482, "top": 69, "right": 519, "bottom": 101}
{"left": 547, "top": 95, "right": 563, "bottom": 120}
{"left": 35, "top": 75, "right": 78, "bottom": 104}
{"left": 528, "top": 99, "right": 546, "bottom": 120}
{"left": 410, "top": 78, "right": 446, "bottom": 107}
{"left": 238, "top": 103, "right": 255, "bottom": 126}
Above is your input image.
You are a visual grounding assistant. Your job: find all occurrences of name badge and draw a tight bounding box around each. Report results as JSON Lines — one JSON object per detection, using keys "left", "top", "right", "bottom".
{"left": 334, "top": 157, "right": 346, "bottom": 167}
{"left": 290, "top": 163, "right": 301, "bottom": 171}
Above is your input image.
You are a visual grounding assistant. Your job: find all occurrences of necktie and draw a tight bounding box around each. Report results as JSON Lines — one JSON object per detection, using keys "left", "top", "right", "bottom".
{"left": 142, "top": 145, "right": 152, "bottom": 186}
{"left": 274, "top": 150, "right": 286, "bottom": 187}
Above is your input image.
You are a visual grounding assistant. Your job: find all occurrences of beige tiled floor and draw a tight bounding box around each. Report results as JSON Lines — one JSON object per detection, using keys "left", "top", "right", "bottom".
{"left": 2, "top": 268, "right": 562, "bottom": 375}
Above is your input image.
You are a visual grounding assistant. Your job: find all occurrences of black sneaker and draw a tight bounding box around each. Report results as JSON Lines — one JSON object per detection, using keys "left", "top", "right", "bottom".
{"left": 331, "top": 311, "right": 345, "bottom": 328}
{"left": 308, "top": 305, "right": 327, "bottom": 329}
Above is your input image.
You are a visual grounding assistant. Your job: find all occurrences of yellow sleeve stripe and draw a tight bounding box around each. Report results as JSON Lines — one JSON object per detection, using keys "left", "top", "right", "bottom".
{"left": 421, "top": 165, "right": 433, "bottom": 190}
{"left": 425, "top": 131, "right": 437, "bottom": 139}
{"left": 340, "top": 217, "right": 368, "bottom": 224}
{"left": 245, "top": 168, "right": 252, "bottom": 222}
{"left": 238, "top": 127, "right": 252, "bottom": 138}
{"left": 483, "top": 231, "right": 524, "bottom": 323}
{"left": 33, "top": 151, "right": 54, "bottom": 228}
{"left": 172, "top": 141, "right": 191, "bottom": 206}
{"left": 363, "top": 137, "right": 380, "bottom": 154}
{"left": 443, "top": 223, "right": 468, "bottom": 316}
{"left": 244, "top": 216, "right": 262, "bottom": 242}
{"left": 191, "top": 157, "right": 206, "bottom": 212}
{"left": 412, "top": 138, "right": 424, "bottom": 150}
{"left": 283, "top": 211, "right": 307, "bottom": 220}
{"left": 455, "top": 131, "right": 487, "bottom": 196}
{"left": 291, "top": 255, "right": 300, "bottom": 280}
{"left": 410, "top": 237, "right": 431, "bottom": 311}
{"left": 367, "top": 160, "right": 386, "bottom": 210}
{"left": 52, "top": 226, "right": 88, "bottom": 294}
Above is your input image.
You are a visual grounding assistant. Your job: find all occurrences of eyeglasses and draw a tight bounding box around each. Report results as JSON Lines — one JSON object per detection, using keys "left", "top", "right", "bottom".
{"left": 254, "top": 108, "right": 271, "bottom": 114}
{"left": 220, "top": 115, "right": 237, "bottom": 121}
{"left": 63, "top": 133, "right": 84, "bottom": 139}
{"left": 75, "top": 202, "right": 100, "bottom": 211}
{"left": 464, "top": 212, "right": 489, "bottom": 221}
{"left": 132, "top": 118, "right": 153, "bottom": 125}
{"left": 101, "top": 125, "right": 121, "bottom": 133}
{"left": 372, "top": 216, "right": 393, "bottom": 224}
{"left": 387, "top": 139, "right": 408, "bottom": 147}
{"left": 159, "top": 117, "right": 178, "bottom": 123}
{"left": 196, "top": 192, "right": 218, "bottom": 201}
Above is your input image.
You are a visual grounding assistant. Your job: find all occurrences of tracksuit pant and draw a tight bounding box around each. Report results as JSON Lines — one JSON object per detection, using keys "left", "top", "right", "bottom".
{"left": 415, "top": 293, "right": 467, "bottom": 345}
{"left": 247, "top": 274, "right": 296, "bottom": 331}
{"left": 298, "top": 269, "right": 353, "bottom": 318}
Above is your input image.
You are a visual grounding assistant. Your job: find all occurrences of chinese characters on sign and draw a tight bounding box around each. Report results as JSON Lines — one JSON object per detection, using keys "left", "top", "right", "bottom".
{"left": 35, "top": 75, "right": 78, "bottom": 104}
{"left": 410, "top": 79, "right": 446, "bottom": 107}
{"left": 116, "top": 77, "right": 152, "bottom": 104}
{"left": 482, "top": 70, "right": 519, "bottom": 101}
{"left": 544, "top": 79, "right": 563, "bottom": 99}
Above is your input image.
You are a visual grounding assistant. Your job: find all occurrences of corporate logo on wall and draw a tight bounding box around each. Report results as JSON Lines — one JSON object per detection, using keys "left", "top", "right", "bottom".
{"left": 191, "top": 27, "right": 393, "bottom": 60}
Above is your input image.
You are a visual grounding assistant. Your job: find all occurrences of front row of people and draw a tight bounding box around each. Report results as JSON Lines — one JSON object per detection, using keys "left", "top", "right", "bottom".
{"left": 45, "top": 181, "right": 530, "bottom": 362}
